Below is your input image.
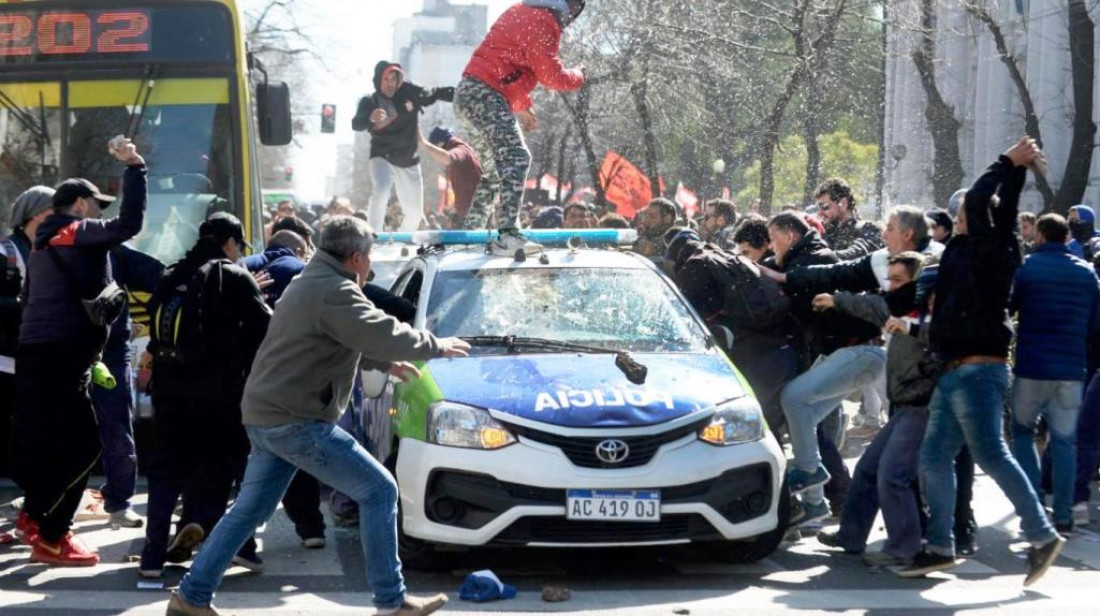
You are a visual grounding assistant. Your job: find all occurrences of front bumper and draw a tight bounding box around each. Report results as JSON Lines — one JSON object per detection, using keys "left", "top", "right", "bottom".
{"left": 396, "top": 431, "right": 785, "bottom": 548}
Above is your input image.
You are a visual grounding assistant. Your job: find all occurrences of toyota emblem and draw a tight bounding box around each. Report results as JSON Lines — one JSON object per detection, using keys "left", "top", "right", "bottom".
{"left": 595, "top": 439, "right": 630, "bottom": 464}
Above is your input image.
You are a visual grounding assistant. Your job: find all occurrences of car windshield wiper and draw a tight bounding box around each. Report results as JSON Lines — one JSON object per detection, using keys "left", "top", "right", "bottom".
{"left": 463, "top": 336, "right": 648, "bottom": 384}
{"left": 126, "top": 64, "right": 159, "bottom": 139}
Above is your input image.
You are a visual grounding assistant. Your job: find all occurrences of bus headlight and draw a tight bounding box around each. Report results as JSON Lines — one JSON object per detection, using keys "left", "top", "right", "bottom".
{"left": 428, "top": 402, "right": 516, "bottom": 450}
{"left": 699, "top": 399, "right": 765, "bottom": 445}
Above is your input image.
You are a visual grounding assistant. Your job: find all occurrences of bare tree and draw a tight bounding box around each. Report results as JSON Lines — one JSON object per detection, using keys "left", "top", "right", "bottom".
{"left": 963, "top": 0, "right": 1096, "bottom": 215}
{"left": 911, "top": 0, "right": 965, "bottom": 210}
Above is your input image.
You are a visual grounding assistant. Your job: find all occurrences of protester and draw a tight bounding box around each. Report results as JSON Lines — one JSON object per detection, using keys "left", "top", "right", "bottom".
{"left": 1009, "top": 213, "right": 1100, "bottom": 533}
{"left": 532, "top": 206, "right": 563, "bottom": 229}
{"left": 12, "top": 138, "right": 146, "bottom": 566}
{"left": 815, "top": 252, "right": 934, "bottom": 567}
{"left": 168, "top": 216, "right": 470, "bottom": 616}
{"left": 455, "top": 0, "right": 586, "bottom": 255}
{"left": 899, "top": 137, "right": 1065, "bottom": 586}
{"left": 264, "top": 200, "right": 296, "bottom": 243}
{"left": 563, "top": 203, "right": 595, "bottom": 229}
{"left": 353, "top": 62, "right": 454, "bottom": 233}
{"left": 766, "top": 212, "right": 883, "bottom": 525}
{"left": 418, "top": 128, "right": 483, "bottom": 227}
{"left": 702, "top": 199, "right": 738, "bottom": 250}
{"left": 633, "top": 198, "right": 678, "bottom": 260}
{"left": 599, "top": 213, "right": 630, "bottom": 229}
{"left": 733, "top": 215, "right": 772, "bottom": 263}
{"left": 245, "top": 230, "right": 308, "bottom": 306}
{"left": 928, "top": 208, "right": 953, "bottom": 245}
{"left": 1018, "top": 212, "right": 1037, "bottom": 255}
{"left": 140, "top": 213, "right": 272, "bottom": 579}
{"left": 813, "top": 178, "right": 883, "bottom": 260}
{"left": 1067, "top": 205, "right": 1100, "bottom": 261}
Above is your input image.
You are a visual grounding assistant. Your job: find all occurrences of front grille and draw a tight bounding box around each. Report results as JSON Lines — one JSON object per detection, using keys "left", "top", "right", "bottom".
{"left": 505, "top": 418, "right": 711, "bottom": 468}
{"left": 492, "top": 514, "right": 721, "bottom": 545}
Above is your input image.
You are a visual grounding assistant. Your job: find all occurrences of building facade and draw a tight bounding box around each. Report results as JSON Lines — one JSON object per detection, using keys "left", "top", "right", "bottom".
{"left": 884, "top": 0, "right": 1100, "bottom": 212}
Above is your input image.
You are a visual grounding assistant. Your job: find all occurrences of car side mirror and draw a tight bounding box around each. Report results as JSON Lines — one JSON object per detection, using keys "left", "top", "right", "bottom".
{"left": 709, "top": 324, "right": 734, "bottom": 350}
{"left": 361, "top": 369, "right": 389, "bottom": 398}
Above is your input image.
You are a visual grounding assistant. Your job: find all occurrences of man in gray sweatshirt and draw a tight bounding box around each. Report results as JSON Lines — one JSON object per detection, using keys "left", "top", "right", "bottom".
{"left": 169, "top": 216, "right": 470, "bottom": 616}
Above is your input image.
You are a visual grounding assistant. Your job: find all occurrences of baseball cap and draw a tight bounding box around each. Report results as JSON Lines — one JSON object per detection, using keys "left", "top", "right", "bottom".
{"left": 199, "top": 212, "right": 249, "bottom": 249}
{"left": 53, "top": 178, "right": 116, "bottom": 209}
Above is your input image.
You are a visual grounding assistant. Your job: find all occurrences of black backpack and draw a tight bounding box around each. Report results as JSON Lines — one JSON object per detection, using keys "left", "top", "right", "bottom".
{"left": 700, "top": 246, "right": 791, "bottom": 335}
{"left": 150, "top": 260, "right": 224, "bottom": 370}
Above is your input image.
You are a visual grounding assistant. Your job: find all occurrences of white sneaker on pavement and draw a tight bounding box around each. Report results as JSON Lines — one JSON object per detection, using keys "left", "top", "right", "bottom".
{"left": 110, "top": 508, "right": 145, "bottom": 530}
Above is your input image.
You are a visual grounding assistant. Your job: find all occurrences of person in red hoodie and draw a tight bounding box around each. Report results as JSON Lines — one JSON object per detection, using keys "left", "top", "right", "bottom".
{"left": 456, "top": 0, "right": 586, "bottom": 254}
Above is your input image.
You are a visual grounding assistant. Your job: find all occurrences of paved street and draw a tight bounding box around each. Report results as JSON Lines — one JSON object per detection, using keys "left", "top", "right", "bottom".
{"left": 2, "top": 457, "right": 1099, "bottom": 616}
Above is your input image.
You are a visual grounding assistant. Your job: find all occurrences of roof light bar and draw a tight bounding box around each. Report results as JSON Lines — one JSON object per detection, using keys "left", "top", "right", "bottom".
{"left": 374, "top": 229, "right": 638, "bottom": 247}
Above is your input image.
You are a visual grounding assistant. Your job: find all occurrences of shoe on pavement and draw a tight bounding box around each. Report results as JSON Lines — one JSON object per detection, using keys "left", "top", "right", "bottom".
{"left": 166, "top": 590, "right": 222, "bottom": 616}
{"left": 1072, "top": 502, "right": 1090, "bottom": 526}
{"left": 896, "top": 550, "right": 958, "bottom": 578}
{"left": 110, "top": 508, "right": 145, "bottom": 530}
{"left": 301, "top": 536, "right": 326, "bottom": 549}
{"left": 862, "top": 551, "right": 913, "bottom": 568}
{"left": 376, "top": 593, "right": 448, "bottom": 616}
{"left": 166, "top": 523, "right": 205, "bottom": 564}
{"left": 492, "top": 228, "right": 541, "bottom": 257}
{"left": 231, "top": 552, "right": 265, "bottom": 573}
{"left": 955, "top": 524, "right": 978, "bottom": 558}
{"left": 30, "top": 532, "right": 100, "bottom": 567}
{"left": 787, "top": 465, "right": 831, "bottom": 495}
{"left": 16, "top": 510, "right": 39, "bottom": 545}
{"left": 799, "top": 499, "right": 831, "bottom": 528}
{"left": 1024, "top": 536, "right": 1066, "bottom": 587}
{"left": 817, "top": 530, "right": 862, "bottom": 555}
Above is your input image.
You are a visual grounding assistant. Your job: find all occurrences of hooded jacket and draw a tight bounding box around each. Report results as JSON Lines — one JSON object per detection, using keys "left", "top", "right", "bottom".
{"left": 1067, "top": 204, "right": 1100, "bottom": 261}
{"left": 775, "top": 229, "right": 880, "bottom": 358}
{"left": 20, "top": 164, "right": 147, "bottom": 348}
{"left": 352, "top": 62, "right": 455, "bottom": 168}
{"left": 244, "top": 246, "right": 305, "bottom": 307}
{"left": 930, "top": 155, "right": 1025, "bottom": 361}
{"left": 462, "top": 1, "right": 585, "bottom": 112}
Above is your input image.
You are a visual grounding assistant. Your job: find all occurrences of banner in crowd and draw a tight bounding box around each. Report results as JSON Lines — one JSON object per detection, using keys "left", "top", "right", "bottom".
{"left": 599, "top": 151, "right": 663, "bottom": 219}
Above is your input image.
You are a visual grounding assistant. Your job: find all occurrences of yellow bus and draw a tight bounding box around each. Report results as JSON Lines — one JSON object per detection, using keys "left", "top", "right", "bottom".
{"left": 0, "top": 0, "right": 292, "bottom": 265}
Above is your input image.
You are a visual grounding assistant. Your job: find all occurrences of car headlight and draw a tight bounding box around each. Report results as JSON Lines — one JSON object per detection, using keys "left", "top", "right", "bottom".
{"left": 428, "top": 401, "right": 516, "bottom": 450}
{"left": 698, "top": 398, "right": 765, "bottom": 445}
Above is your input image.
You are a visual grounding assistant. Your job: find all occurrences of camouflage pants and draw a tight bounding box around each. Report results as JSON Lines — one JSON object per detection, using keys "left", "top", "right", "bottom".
{"left": 454, "top": 77, "right": 530, "bottom": 231}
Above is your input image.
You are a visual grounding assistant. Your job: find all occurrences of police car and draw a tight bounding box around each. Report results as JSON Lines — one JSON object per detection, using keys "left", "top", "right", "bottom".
{"left": 362, "top": 230, "right": 787, "bottom": 568}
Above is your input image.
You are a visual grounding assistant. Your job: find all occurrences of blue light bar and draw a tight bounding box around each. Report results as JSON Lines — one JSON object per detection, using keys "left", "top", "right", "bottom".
{"left": 375, "top": 229, "right": 638, "bottom": 247}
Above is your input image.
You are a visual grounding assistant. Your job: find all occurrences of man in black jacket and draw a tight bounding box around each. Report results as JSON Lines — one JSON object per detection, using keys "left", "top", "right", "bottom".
{"left": 13, "top": 138, "right": 146, "bottom": 567}
{"left": 139, "top": 213, "right": 272, "bottom": 579}
{"left": 898, "top": 138, "right": 1065, "bottom": 586}
{"left": 767, "top": 213, "right": 884, "bottom": 526}
{"left": 814, "top": 178, "right": 883, "bottom": 261}
{"left": 353, "top": 62, "right": 454, "bottom": 233}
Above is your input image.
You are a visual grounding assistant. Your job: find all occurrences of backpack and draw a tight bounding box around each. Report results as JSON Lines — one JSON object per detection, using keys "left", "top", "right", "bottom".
{"left": 151, "top": 260, "right": 224, "bottom": 370}
{"left": 700, "top": 246, "right": 791, "bottom": 335}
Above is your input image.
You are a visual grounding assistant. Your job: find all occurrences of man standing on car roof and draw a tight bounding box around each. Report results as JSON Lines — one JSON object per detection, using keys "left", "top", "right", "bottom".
{"left": 353, "top": 62, "right": 454, "bottom": 234}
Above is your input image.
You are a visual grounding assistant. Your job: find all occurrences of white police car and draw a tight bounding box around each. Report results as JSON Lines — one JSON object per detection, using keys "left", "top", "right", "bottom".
{"left": 362, "top": 230, "right": 787, "bottom": 568}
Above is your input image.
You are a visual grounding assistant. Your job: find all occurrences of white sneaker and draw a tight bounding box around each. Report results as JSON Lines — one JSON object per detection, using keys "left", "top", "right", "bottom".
{"left": 110, "top": 508, "right": 144, "bottom": 530}
{"left": 1073, "top": 502, "right": 1091, "bottom": 526}
{"left": 492, "top": 229, "right": 541, "bottom": 256}
{"left": 138, "top": 568, "right": 162, "bottom": 579}
{"left": 301, "top": 536, "right": 326, "bottom": 549}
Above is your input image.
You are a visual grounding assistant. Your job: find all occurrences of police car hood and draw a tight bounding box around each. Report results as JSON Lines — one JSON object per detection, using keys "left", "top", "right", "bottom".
{"left": 426, "top": 352, "right": 746, "bottom": 428}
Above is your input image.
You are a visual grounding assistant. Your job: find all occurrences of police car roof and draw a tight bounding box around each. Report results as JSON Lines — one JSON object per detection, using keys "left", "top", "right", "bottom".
{"left": 430, "top": 248, "right": 652, "bottom": 273}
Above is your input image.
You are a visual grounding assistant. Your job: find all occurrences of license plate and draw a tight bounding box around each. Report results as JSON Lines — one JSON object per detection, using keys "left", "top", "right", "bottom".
{"left": 565, "top": 489, "right": 661, "bottom": 522}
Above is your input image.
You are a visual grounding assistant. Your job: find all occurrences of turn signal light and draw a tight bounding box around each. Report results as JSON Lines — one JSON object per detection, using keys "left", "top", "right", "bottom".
{"left": 700, "top": 423, "right": 726, "bottom": 445}
{"left": 480, "top": 427, "right": 514, "bottom": 450}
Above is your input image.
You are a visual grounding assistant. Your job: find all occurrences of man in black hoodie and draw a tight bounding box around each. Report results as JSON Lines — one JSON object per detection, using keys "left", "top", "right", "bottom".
{"left": 767, "top": 213, "right": 884, "bottom": 527}
{"left": 12, "top": 138, "right": 146, "bottom": 567}
{"left": 899, "top": 137, "right": 1065, "bottom": 586}
{"left": 353, "top": 62, "right": 454, "bottom": 233}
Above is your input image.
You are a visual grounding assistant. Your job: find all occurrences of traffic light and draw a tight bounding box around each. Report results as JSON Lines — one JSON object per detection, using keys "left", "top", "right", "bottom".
{"left": 320, "top": 104, "right": 336, "bottom": 134}
{"left": 284, "top": 166, "right": 293, "bottom": 182}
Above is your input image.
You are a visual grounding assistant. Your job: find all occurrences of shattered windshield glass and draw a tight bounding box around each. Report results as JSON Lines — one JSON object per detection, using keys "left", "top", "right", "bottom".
{"left": 426, "top": 267, "right": 709, "bottom": 353}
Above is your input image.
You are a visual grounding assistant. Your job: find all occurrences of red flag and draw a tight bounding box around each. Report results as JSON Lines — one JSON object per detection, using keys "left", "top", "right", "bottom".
{"left": 599, "top": 152, "right": 663, "bottom": 219}
{"left": 675, "top": 182, "right": 699, "bottom": 218}
{"left": 539, "top": 174, "right": 559, "bottom": 192}
{"left": 524, "top": 177, "right": 537, "bottom": 190}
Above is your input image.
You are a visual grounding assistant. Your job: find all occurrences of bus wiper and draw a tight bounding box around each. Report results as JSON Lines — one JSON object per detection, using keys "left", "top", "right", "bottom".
{"left": 126, "top": 64, "right": 159, "bottom": 139}
{"left": 463, "top": 336, "right": 648, "bottom": 384}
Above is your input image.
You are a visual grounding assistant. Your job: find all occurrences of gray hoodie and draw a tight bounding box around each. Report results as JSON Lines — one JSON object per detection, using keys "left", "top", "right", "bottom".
{"left": 241, "top": 249, "right": 444, "bottom": 426}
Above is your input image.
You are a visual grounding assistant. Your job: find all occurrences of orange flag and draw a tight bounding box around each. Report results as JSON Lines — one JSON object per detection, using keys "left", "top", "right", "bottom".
{"left": 599, "top": 152, "right": 662, "bottom": 219}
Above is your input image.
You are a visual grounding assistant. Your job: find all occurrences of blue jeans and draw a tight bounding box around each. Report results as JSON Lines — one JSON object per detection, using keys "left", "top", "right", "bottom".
{"left": 781, "top": 344, "right": 886, "bottom": 503}
{"left": 178, "top": 421, "right": 406, "bottom": 609}
{"left": 920, "top": 364, "right": 1057, "bottom": 556}
{"left": 836, "top": 406, "right": 928, "bottom": 558}
{"left": 1075, "top": 371, "right": 1100, "bottom": 505}
{"left": 91, "top": 349, "right": 136, "bottom": 513}
{"left": 1011, "top": 377, "right": 1083, "bottom": 525}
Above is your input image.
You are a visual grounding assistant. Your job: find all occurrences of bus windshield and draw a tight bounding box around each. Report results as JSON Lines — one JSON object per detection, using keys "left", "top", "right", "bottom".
{"left": 0, "top": 78, "right": 236, "bottom": 265}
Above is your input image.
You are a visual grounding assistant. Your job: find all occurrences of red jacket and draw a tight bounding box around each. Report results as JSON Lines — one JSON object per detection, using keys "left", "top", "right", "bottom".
{"left": 463, "top": 3, "right": 584, "bottom": 112}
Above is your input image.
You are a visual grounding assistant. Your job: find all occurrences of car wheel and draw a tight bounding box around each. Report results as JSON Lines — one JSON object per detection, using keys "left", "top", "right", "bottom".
{"left": 385, "top": 450, "right": 452, "bottom": 572}
{"left": 714, "top": 475, "right": 790, "bottom": 564}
